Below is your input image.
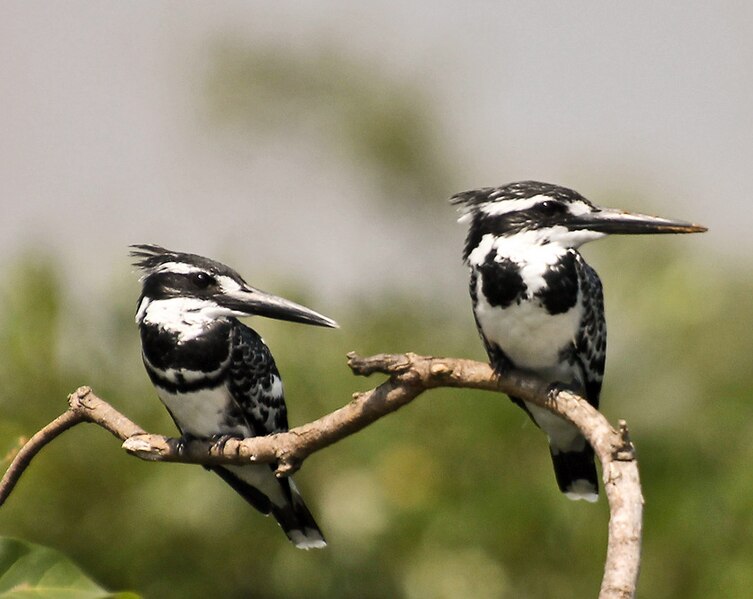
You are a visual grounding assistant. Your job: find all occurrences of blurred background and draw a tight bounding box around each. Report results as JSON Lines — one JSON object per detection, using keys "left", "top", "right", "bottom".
{"left": 1, "top": 2, "right": 751, "bottom": 597}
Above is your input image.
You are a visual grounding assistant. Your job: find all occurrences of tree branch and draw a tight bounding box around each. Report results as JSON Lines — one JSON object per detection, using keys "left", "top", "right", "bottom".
{"left": 0, "top": 352, "right": 642, "bottom": 599}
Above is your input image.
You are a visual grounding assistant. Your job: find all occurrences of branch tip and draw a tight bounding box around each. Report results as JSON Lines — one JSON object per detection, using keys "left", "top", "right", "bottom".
{"left": 68, "top": 386, "right": 92, "bottom": 408}
{"left": 122, "top": 437, "right": 167, "bottom": 461}
{"left": 613, "top": 419, "right": 636, "bottom": 462}
{"left": 348, "top": 352, "right": 417, "bottom": 377}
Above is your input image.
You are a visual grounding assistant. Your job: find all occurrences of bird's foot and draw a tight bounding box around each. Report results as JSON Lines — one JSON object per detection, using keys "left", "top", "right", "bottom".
{"left": 545, "top": 381, "right": 576, "bottom": 401}
{"left": 175, "top": 433, "right": 200, "bottom": 456}
{"left": 209, "top": 433, "right": 244, "bottom": 453}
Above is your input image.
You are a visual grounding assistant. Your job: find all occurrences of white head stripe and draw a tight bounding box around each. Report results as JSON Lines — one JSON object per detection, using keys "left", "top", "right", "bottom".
{"left": 476, "top": 196, "right": 594, "bottom": 218}
{"left": 152, "top": 262, "right": 204, "bottom": 275}
{"left": 480, "top": 195, "right": 553, "bottom": 216}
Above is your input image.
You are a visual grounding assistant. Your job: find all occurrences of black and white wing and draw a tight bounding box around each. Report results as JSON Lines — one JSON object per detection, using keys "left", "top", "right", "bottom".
{"left": 211, "top": 322, "right": 326, "bottom": 549}
{"left": 573, "top": 255, "right": 607, "bottom": 409}
{"left": 226, "top": 323, "right": 289, "bottom": 436}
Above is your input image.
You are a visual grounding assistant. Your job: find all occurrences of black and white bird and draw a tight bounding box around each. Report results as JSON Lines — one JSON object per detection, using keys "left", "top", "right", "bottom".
{"left": 131, "top": 244, "right": 337, "bottom": 548}
{"left": 452, "top": 181, "right": 705, "bottom": 501}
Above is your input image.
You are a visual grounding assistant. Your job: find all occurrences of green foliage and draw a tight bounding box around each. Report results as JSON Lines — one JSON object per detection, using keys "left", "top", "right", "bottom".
{"left": 0, "top": 537, "right": 138, "bottom": 598}
{"left": 0, "top": 243, "right": 749, "bottom": 598}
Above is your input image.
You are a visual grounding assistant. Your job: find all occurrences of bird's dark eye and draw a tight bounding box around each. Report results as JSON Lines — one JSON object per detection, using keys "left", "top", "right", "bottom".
{"left": 539, "top": 200, "right": 566, "bottom": 215}
{"left": 190, "top": 272, "right": 215, "bottom": 289}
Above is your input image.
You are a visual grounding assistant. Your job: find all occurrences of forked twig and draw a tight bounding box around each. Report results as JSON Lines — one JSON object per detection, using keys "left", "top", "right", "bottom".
{"left": 0, "top": 352, "right": 642, "bottom": 599}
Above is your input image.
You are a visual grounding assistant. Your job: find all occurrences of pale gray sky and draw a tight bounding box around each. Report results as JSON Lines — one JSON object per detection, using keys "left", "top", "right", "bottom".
{"left": 1, "top": 1, "right": 749, "bottom": 306}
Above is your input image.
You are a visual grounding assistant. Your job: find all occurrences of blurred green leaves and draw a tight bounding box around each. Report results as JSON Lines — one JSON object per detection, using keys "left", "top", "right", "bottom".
{"left": 0, "top": 257, "right": 64, "bottom": 417}
{"left": 0, "top": 537, "right": 138, "bottom": 599}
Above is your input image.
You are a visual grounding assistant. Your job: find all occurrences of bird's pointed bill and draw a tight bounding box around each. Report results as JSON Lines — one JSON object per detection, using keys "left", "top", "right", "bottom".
{"left": 218, "top": 288, "right": 338, "bottom": 328}
{"left": 572, "top": 208, "right": 707, "bottom": 235}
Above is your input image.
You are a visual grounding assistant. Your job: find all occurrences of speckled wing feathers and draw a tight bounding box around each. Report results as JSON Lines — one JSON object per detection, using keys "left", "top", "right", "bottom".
{"left": 226, "top": 323, "right": 288, "bottom": 437}
{"left": 572, "top": 256, "right": 606, "bottom": 408}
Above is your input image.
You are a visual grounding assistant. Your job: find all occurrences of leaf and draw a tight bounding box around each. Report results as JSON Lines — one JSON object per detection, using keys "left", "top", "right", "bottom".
{"left": 0, "top": 538, "right": 139, "bottom": 598}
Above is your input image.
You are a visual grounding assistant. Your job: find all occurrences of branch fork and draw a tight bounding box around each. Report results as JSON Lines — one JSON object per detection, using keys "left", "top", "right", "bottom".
{"left": 0, "top": 352, "right": 643, "bottom": 599}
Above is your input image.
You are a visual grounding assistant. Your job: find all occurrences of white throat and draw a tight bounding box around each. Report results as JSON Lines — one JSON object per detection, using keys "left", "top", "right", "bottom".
{"left": 136, "top": 296, "right": 240, "bottom": 341}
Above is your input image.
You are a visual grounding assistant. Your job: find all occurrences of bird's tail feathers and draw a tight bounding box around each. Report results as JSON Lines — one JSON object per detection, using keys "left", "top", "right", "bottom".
{"left": 211, "top": 465, "right": 273, "bottom": 514}
{"left": 513, "top": 397, "right": 599, "bottom": 502}
{"left": 211, "top": 465, "right": 326, "bottom": 549}
{"left": 549, "top": 445, "right": 599, "bottom": 502}
{"left": 271, "top": 479, "right": 327, "bottom": 550}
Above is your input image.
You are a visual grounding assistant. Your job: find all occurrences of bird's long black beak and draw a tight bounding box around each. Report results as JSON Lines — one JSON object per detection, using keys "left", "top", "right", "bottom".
{"left": 572, "top": 207, "right": 707, "bottom": 235}
{"left": 218, "top": 287, "right": 338, "bottom": 328}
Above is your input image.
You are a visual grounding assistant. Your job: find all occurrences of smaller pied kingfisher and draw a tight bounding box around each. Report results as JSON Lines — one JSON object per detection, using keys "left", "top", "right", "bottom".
{"left": 132, "top": 245, "right": 337, "bottom": 548}
{"left": 453, "top": 181, "right": 705, "bottom": 502}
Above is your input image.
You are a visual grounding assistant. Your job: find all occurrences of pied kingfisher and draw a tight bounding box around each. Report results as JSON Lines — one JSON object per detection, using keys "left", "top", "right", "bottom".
{"left": 131, "top": 245, "right": 337, "bottom": 548}
{"left": 453, "top": 181, "right": 705, "bottom": 501}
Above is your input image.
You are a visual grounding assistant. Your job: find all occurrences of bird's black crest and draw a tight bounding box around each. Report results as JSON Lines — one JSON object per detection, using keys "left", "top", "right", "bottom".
{"left": 451, "top": 180, "right": 591, "bottom": 210}
{"left": 130, "top": 244, "right": 244, "bottom": 281}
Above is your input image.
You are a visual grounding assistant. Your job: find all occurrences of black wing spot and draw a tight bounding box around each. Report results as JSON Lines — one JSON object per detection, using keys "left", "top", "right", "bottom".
{"left": 477, "top": 254, "right": 527, "bottom": 309}
{"left": 537, "top": 252, "right": 579, "bottom": 315}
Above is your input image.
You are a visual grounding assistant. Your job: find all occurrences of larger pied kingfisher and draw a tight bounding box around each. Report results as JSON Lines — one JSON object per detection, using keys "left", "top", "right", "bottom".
{"left": 132, "top": 244, "right": 337, "bottom": 548}
{"left": 452, "top": 181, "right": 705, "bottom": 501}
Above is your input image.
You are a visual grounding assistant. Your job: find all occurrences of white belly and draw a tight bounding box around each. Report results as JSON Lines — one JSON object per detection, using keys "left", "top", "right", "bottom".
{"left": 156, "top": 385, "right": 246, "bottom": 438}
{"left": 474, "top": 289, "right": 582, "bottom": 372}
{"left": 475, "top": 294, "right": 586, "bottom": 450}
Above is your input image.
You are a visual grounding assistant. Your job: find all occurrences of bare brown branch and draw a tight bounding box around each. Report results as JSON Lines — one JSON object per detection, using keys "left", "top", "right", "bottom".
{"left": 0, "top": 353, "right": 642, "bottom": 599}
